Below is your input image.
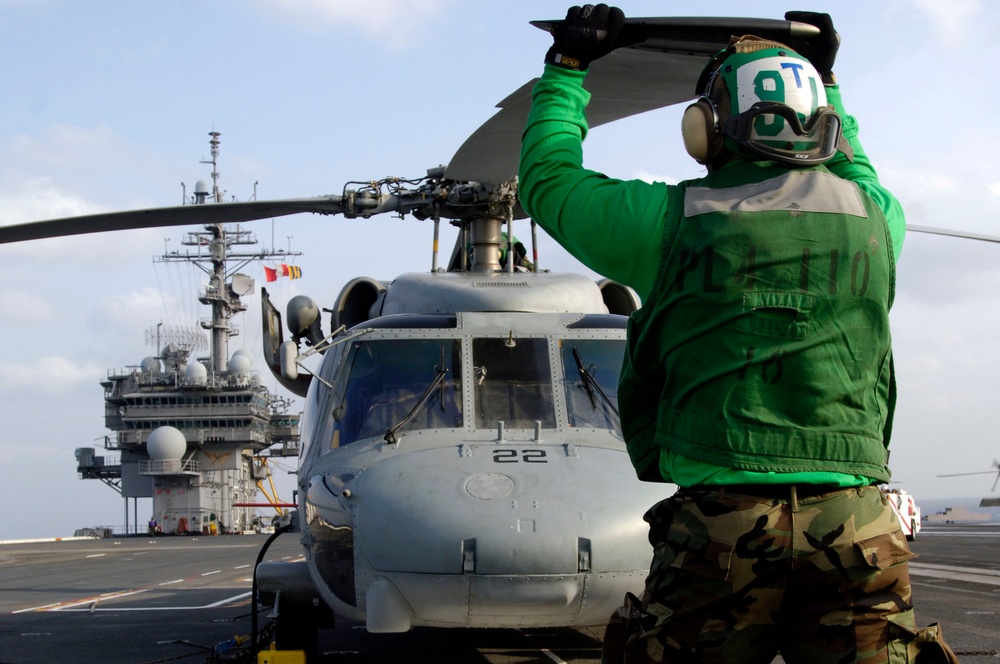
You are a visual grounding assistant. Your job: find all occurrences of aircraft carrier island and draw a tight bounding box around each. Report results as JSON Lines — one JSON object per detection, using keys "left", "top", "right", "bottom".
{"left": 74, "top": 218, "right": 300, "bottom": 536}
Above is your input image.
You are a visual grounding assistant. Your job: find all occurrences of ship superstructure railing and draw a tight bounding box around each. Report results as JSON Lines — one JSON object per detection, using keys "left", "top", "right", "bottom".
{"left": 139, "top": 459, "right": 201, "bottom": 475}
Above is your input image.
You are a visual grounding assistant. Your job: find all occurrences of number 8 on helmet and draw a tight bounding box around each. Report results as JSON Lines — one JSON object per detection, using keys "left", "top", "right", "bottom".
{"left": 681, "top": 36, "right": 846, "bottom": 168}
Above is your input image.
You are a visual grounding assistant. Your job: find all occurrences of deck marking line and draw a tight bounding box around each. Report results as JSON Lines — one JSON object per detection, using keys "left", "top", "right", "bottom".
{"left": 204, "top": 591, "right": 253, "bottom": 608}
{"left": 515, "top": 628, "right": 571, "bottom": 664}
{"left": 50, "top": 589, "right": 151, "bottom": 611}
{"left": 910, "top": 562, "right": 1000, "bottom": 577}
{"left": 909, "top": 562, "right": 1000, "bottom": 586}
{"left": 52, "top": 591, "right": 253, "bottom": 612}
{"left": 12, "top": 603, "right": 62, "bottom": 614}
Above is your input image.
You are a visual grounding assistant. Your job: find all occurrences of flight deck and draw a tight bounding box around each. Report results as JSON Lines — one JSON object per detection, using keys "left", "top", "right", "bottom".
{"left": 1, "top": 526, "right": 997, "bottom": 663}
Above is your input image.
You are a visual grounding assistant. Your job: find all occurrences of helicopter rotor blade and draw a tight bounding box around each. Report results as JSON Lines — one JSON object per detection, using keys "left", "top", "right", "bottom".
{"left": 7, "top": 16, "right": 998, "bottom": 249}
{"left": 446, "top": 16, "right": 821, "bottom": 185}
{"left": 936, "top": 471, "right": 997, "bottom": 477}
{"left": 907, "top": 225, "right": 1000, "bottom": 244}
{"left": 0, "top": 196, "right": 350, "bottom": 244}
{"left": 937, "top": 459, "right": 1000, "bottom": 492}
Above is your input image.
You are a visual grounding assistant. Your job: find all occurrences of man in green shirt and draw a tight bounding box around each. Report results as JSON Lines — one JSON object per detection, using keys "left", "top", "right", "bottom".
{"left": 519, "top": 6, "right": 956, "bottom": 663}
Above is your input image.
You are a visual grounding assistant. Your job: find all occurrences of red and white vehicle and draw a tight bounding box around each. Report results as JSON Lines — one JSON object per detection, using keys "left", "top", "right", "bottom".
{"left": 884, "top": 488, "right": 922, "bottom": 541}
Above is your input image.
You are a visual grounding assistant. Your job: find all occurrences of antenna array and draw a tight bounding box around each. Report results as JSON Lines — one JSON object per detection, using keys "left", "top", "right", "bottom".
{"left": 145, "top": 325, "right": 208, "bottom": 352}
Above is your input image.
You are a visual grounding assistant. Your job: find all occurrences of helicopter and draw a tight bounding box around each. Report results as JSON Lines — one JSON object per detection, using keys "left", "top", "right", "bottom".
{"left": 2, "top": 11, "right": 999, "bottom": 660}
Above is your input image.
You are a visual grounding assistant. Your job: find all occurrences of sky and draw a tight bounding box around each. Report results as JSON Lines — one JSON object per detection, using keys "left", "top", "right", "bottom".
{"left": 1, "top": 0, "right": 998, "bottom": 540}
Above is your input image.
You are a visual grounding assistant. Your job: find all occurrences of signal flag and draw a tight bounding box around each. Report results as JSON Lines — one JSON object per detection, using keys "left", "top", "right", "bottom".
{"left": 265, "top": 264, "right": 302, "bottom": 281}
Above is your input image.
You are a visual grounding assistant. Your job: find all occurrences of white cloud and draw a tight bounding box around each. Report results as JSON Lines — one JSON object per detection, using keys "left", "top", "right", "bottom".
{"left": 0, "top": 289, "right": 55, "bottom": 324}
{"left": 880, "top": 168, "right": 956, "bottom": 194}
{"left": 0, "top": 440, "right": 64, "bottom": 463}
{"left": 909, "top": 0, "right": 983, "bottom": 44}
{"left": 887, "top": 0, "right": 986, "bottom": 46}
{"left": 103, "top": 286, "right": 171, "bottom": 318}
{"left": 878, "top": 165, "right": 1000, "bottom": 238}
{"left": 0, "top": 355, "right": 102, "bottom": 392}
{"left": 0, "top": 176, "right": 105, "bottom": 227}
{"left": 0, "top": 125, "right": 172, "bottom": 258}
{"left": 1, "top": 124, "right": 180, "bottom": 218}
{"left": 631, "top": 169, "right": 677, "bottom": 186}
{"left": 2, "top": 125, "right": 130, "bottom": 173}
{"left": 90, "top": 287, "right": 177, "bottom": 348}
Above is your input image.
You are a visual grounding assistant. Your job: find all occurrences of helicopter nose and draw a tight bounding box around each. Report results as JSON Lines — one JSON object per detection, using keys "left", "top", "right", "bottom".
{"left": 321, "top": 442, "right": 664, "bottom": 630}
{"left": 351, "top": 444, "right": 650, "bottom": 577}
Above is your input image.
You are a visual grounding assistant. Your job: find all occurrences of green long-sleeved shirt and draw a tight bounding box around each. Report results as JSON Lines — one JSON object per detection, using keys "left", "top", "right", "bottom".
{"left": 519, "top": 65, "right": 906, "bottom": 486}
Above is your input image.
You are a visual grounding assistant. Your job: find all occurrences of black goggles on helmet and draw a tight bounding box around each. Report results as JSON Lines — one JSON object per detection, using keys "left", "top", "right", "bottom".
{"left": 722, "top": 102, "right": 843, "bottom": 165}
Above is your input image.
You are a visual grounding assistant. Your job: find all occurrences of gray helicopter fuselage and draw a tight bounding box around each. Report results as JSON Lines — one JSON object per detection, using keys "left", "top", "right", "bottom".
{"left": 379, "top": 270, "right": 610, "bottom": 316}
{"left": 281, "top": 270, "right": 671, "bottom": 631}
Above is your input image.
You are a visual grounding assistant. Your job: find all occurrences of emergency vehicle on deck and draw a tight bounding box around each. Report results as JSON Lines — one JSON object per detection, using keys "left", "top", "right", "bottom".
{"left": 885, "top": 488, "right": 922, "bottom": 541}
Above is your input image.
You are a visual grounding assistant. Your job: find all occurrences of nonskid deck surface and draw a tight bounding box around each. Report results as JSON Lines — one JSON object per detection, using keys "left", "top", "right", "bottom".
{"left": 1, "top": 525, "right": 998, "bottom": 663}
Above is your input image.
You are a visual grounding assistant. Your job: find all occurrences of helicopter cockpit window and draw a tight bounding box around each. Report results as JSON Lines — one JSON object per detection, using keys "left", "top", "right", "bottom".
{"left": 330, "top": 339, "right": 462, "bottom": 447}
{"left": 560, "top": 339, "right": 624, "bottom": 430}
{"left": 473, "top": 337, "right": 555, "bottom": 429}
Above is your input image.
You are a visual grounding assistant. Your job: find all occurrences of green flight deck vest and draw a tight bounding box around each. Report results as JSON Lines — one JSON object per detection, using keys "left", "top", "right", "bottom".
{"left": 619, "top": 162, "right": 896, "bottom": 483}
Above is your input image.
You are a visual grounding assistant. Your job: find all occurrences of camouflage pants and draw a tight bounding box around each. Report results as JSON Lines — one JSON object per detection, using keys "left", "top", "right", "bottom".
{"left": 603, "top": 485, "right": 956, "bottom": 663}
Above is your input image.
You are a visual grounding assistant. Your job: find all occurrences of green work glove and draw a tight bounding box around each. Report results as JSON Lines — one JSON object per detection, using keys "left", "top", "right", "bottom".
{"left": 545, "top": 4, "right": 625, "bottom": 71}
{"left": 785, "top": 10, "right": 840, "bottom": 85}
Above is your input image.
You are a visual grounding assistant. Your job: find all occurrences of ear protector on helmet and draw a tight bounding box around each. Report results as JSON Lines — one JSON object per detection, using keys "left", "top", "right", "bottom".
{"left": 682, "top": 36, "right": 816, "bottom": 166}
{"left": 681, "top": 40, "right": 736, "bottom": 165}
{"left": 681, "top": 85, "right": 723, "bottom": 164}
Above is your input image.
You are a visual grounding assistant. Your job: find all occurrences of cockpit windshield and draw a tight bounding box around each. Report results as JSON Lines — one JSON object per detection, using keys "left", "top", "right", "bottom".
{"left": 473, "top": 337, "right": 555, "bottom": 429}
{"left": 330, "top": 339, "right": 462, "bottom": 447}
{"left": 322, "top": 332, "right": 625, "bottom": 449}
{"left": 560, "top": 339, "right": 624, "bottom": 430}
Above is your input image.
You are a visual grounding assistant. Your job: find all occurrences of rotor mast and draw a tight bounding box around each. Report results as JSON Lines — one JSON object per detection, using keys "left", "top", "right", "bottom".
{"left": 456, "top": 177, "right": 520, "bottom": 274}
